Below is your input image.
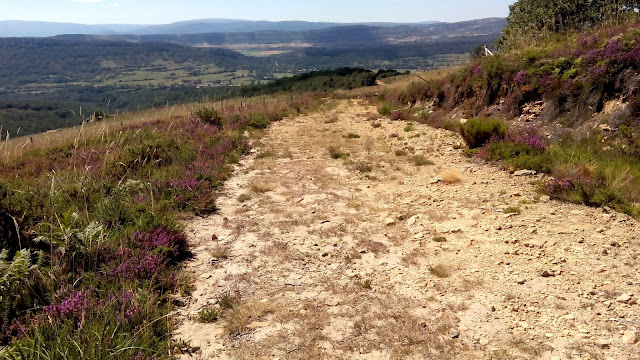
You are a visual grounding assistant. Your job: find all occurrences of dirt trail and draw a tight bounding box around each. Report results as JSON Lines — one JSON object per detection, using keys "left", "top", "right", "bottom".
{"left": 174, "top": 100, "right": 640, "bottom": 360}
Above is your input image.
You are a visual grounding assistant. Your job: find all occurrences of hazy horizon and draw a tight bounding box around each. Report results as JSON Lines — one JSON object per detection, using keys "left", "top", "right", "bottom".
{"left": 1, "top": 0, "right": 515, "bottom": 25}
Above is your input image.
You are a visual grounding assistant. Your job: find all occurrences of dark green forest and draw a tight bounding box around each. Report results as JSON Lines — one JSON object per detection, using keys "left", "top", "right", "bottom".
{"left": 0, "top": 68, "right": 404, "bottom": 139}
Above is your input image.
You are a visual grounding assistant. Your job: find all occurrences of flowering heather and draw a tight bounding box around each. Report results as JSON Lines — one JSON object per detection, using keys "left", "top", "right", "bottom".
{"left": 506, "top": 131, "right": 547, "bottom": 151}
{"left": 546, "top": 178, "right": 576, "bottom": 195}
{"left": 470, "top": 64, "right": 483, "bottom": 76}
{"left": 133, "top": 227, "right": 189, "bottom": 260}
{"left": 603, "top": 39, "right": 623, "bottom": 59}
{"left": 627, "top": 46, "right": 640, "bottom": 64}
{"left": 111, "top": 249, "right": 165, "bottom": 280}
{"left": 45, "top": 292, "right": 93, "bottom": 320}
{"left": 168, "top": 177, "right": 201, "bottom": 191}
{"left": 514, "top": 70, "right": 527, "bottom": 85}
{"left": 391, "top": 111, "right": 404, "bottom": 121}
{"left": 591, "top": 65, "right": 609, "bottom": 77}
{"left": 538, "top": 74, "right": 554, "bottom": 90}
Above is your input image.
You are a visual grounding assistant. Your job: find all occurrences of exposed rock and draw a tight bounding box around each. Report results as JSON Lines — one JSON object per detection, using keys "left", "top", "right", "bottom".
{"left": 622, "top": 331, "right": 638, "bottom": 344}
{"left": 616, "top": 293, "right": 633, "bottom": 304}
{"left": 541, "top": 270, "right": 555, "bottom": 278}
{"left": 596, "top": 339, "right": 611, "bottom": 349}
{"left": 524, "top": 238, "right": 547, "bottom": 248}
{"left": 450, "top": 330, "right": 461, "bottom": 339}
{"left": 513, "top": 170, "right": 536, "bottom": 176}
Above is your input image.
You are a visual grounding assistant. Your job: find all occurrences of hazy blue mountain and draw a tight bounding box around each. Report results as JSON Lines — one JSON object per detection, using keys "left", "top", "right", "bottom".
{"left": 0, "top": 21, "right": 113, "bottom": 37}
{"left": 0, "top": 19, "right": 444, "bottom": 37}
{"left": 52, "top": 18, "right": 505, "bottom": 48}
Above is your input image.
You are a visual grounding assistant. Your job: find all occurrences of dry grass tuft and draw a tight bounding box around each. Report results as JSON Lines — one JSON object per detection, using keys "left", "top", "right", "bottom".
{"left": 438, "top": 168, "right": 462, "bottom": 183}
{"left": 223, "top": 301, "right": 272, "bottom": 336}
{"left": 237, "top": 193, "right": 252, "bottom": 203}
{"left": 428, "top": 264, "right": 452, "bottom": 278}
{"left": 413, "top": 155, "right": 435, "bottom": 166}
{"left": 356, "top": 239, "right": 389, "bottom": 254}
{"left": 210, "top": 246, "right": 230, "bottom": 260}
{"left": 250, "top": 180, "right": 276, "bottom": 193}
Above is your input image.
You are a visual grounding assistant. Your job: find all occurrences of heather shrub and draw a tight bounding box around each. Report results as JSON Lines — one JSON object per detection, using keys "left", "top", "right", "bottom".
{"left": 460, "top": 118, "right": 509, "bottom": 149}
{"left": 0, "top": 93, "right": 314, "bottom": 355}
{"left": 196, "top": 108, "right": 223, "bottom": 128}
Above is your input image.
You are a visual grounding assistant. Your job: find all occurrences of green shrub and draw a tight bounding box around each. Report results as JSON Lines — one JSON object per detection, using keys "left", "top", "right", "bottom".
{"left": 196, "top": 108, "right": 223, "bottom": 128}
{"left": 483, "top": 141, "right": 554, "bottom": 173}
{"left": 460, "top": 118, "right": 509, "bottom": 149}
{"left": 197, "top": 308, "right": 219, "bottom": 323}
{"left": 378, "top": 103, "right": 392, "bottom": 116}
{"left": 247, "top": 112, "right": 271, "bottom": 129}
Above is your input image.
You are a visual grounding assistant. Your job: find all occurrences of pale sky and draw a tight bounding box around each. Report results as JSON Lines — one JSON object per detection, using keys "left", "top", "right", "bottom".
{"left": 0, "top": 0, "right": 515, "bottom": 24}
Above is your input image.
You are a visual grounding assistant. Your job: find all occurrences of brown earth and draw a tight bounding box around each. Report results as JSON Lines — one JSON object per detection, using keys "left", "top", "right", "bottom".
{"left": 174, "top": 99, "right": 640, "bottom": 360}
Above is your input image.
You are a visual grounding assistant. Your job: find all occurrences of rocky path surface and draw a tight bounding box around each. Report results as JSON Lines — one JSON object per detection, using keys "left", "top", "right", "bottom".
{"left": 174, "top": 100, "right": 640, "bottom": 360}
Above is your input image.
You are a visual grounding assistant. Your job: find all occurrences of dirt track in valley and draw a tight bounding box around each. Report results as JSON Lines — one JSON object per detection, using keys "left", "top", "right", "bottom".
{"left": 174, "top": 99, "right": 640, "bottom": 360}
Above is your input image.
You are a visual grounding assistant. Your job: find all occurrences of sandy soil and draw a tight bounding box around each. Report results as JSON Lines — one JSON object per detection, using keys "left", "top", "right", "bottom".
{"left": 173, "top": 100, "right": 640, "bottom": 360}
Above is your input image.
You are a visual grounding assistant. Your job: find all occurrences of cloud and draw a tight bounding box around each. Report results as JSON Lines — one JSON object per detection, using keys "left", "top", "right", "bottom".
{"left": 113, "top": 2, "right": 120, "bottom": 6}
{"left": 72, "top": 0, "right": 104, "bottom": 3}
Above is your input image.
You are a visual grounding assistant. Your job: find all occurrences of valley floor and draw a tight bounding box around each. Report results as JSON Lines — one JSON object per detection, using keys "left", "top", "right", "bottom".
{"left": 174, "top": 100, "right": 639, "bottom": 360}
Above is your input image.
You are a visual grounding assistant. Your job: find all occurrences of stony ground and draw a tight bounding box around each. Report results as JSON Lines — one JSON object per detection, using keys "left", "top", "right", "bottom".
{"left": 174, "top": 100, "right": 640, "bottom": 360}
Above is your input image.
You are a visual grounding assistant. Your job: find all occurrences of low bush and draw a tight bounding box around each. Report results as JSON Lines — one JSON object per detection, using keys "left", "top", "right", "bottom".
{"left": 195, "top": 108, "right": 223, "bottom": 129}
{"left": 246, "top": 112, "right": 271, "bottom": 129}
{"left": 460, "top": 118, "right": 509, "bottom": 149}
{"left": 378, "top": 103, "right": 392, "bottom": 116}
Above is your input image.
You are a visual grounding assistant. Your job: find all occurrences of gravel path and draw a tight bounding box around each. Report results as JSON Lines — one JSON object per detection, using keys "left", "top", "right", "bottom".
{"left": 174, "top": 100, "right": 640, "bottom": 360}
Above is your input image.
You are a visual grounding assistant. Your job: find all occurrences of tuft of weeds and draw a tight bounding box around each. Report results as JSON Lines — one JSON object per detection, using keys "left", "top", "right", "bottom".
{"left": 413, "top": 155, "right": 434, "bottom": 166}
{"left": 223, "top": 301, "right": 271, "bottom": 336}
{"left": 237, "top": 193, "right": 252, "bottom": 203}
{"left": 356, "top": 163, "right": 373, "bottom": 173}
{"left": 433, "top": 235, "right": 447, "bottom": 243}
{"left": 360, "top": 279, "right": 372, "bottom": 289}
{"left": 404, "top": 123, "right": 415, "bottom": 132}
{"left": 438, "top": 168, "right": 462, "bottom": 183}
{"left": 504, "top": 206, "right": 522, "bottom": 214}
{"left": 378, "top": 102, "right": 392, "bottom": 116}
{"left": 210, "top": 246, "right": 230, "bottom": 260}
{"left": 256, "top": 150, "right": 277, "bottom": 159}
{"left": 428, "top": 264, "right": 451, "bottom": 278}
{"left": 249, "top": 180, "right": 276, "bottom": 193}
{"left": 344, "top": 250, "right": 363, "bottom": 264}
{"left": 345, "top": 133, "right": 361, "bottom": 139}
{"left": 217, "top": 288, "right": 242, "bottom": 310}
{"left": 197, "top": 307, "right": 219, "bottom": 323}
{"left": 328, "top": 146, "right": 350, "bottom": 159}
{"left": 324, "top": 116, "right": 339, "bottom": 124}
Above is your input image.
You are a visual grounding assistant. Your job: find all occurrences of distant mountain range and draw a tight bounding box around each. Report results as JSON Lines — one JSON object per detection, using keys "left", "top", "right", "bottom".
{"left": 0, "top": 19, "right": 443, "bottom": 38}
{"left": 50, "top": 18, "right": 506, "bottom": 49}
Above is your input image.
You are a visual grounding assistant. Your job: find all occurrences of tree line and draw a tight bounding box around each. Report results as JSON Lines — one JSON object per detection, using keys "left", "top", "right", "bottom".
{"left": 500, "top": 0, "right": 640, "bottom": 48}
